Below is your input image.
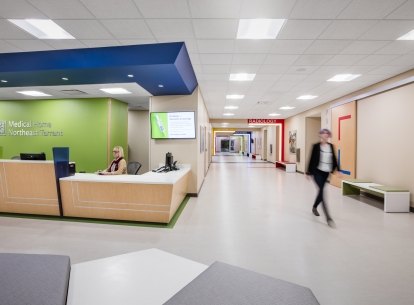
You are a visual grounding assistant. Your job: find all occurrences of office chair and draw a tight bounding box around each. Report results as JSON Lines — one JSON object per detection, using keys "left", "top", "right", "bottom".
{"left": 127, "top": 161, "right": 142, "bottom": 175}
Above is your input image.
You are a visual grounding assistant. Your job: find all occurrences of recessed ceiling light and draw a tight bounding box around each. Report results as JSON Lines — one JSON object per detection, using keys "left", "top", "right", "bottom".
{"left": 224, "top": 106, "right": 239, "bottom": 110}
{"left": 158, "top": 84, "right": 164, "bottom": 88}
{"left": 61, "top": 77, "right": 68, "bottom": 81}
{"left": 297, "top": 95, "right": 318, "bottom": 100}
{"left": 8, "top": 19, "right": 74, "bottom": 39}
{"left": 1, "top": 80, "right": 8, "bottom": 83}
{"left": 226, "top": 94, "right": 245, "bottom": 99}
{"left": 100, "top": 88, "right": 131, "bottom": 94}
{"left": 269, "top": 113, "right": 281, "bottom": 116}
{"left": 223, "top": 113, "right": 235, "bottom": 116}
{"left": 229, "top": 73, "right": 255, "bottom": 81}
{"left": 17, "top": 90, "right": 51, "bottom": 97}
{"left": 397, "top": 29, "right": 414, "bottom": 40}
{"left": 237, "top": 19, "right": 286, "bottom": 39}
{"left": 127, "top": 74, "right": 134, "bottom": 78}
{"left": 280, "top": 106, "right": 295, "bottom": 110}
{"left": 327, "top": 74, "right": 361, "bottom": 82}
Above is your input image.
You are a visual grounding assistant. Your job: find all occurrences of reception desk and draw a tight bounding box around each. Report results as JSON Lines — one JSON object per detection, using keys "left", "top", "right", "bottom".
{"left": 0, "top": 160, "right": 60, "bottom": 216}
{"left": 59, "top": 167, "right": 190, "bottom": 223}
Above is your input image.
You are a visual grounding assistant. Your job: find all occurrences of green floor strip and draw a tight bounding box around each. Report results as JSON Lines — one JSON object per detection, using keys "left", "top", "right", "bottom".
{"left": 0, "top": 196, "right": 190, "bottom": 229}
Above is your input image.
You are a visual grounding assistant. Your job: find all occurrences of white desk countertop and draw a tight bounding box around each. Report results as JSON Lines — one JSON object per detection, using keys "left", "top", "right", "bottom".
{"left": 0, "top": 159, "right": 54, "bottom": 164}
{"left": 60, "top": 165, "right": 191, "bottom": 184}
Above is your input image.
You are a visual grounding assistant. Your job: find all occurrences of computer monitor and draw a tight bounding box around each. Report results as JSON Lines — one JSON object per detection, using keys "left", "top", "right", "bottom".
{"left": 20, "top": 152, "right": 46, "bottom": 161}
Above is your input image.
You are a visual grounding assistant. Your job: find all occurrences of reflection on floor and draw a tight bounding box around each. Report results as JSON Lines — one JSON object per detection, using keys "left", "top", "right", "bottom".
{"left": 1, "top": 162, "right": 414, "bottom": 305}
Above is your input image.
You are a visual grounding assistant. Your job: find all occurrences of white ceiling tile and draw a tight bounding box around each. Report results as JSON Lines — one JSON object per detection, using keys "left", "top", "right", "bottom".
{"left": 45, "top": 40, "right": 86, "bottom": 49}
{"left": 386, "top": 1, "right": 414, "bottom": 19}
{"left": 360, "top": 20, "right": 414, "bottom": 40}
{"left": 134, "top": 0, "right": 190, "bottom": 18}
{"left": 227, "top": 82, "right": 251, "bottom": 93}
{"left": 28, "top": 0, "right": 95, "bottom": 19}
{"left": 344, "top": 65, "right": 376, "bottom": 74}
{"left": 230, "top": 65, "right": 261, "bottom": 73}
{"left": 200, "top": 54, "right": 233, "bottom": 65}
{"left": 202, "top": 65, "right": 231, "bottom": 73}
{"left": 270, "top": 40, "right": 313, "bottom": 54}
{"left": 278, "top": 74, "right": 307, "bottom": 82}
{"left": 0, "top": 20, "right": 35, "bottom": 39}
{"left": 387, "top": 54, "right": 414, "bottom": 66}
{"left": 356, "top": 54, "right": 400, "bottom": 66}
{"left": 56, "top": 20, "right": 114, "bottom": 39}
{"left": 188, "top": 0, "right": 242, "bottom": 18}
{"left": 270, "top": 81, "right": 297, "bottom": 92}
{"left": 325, "top": 54, "right": 367, "bottom": 66}
{"left": 278, "top": 20, "right": 331, "bottom": 39}
{"left": 232, "top": 54, "right": 266, "bottom": 65}
{"left": 239, "top": 0, "right": 296, "bottom": 18}
{"left": 189, "top": 53, "right": 201, "bottom": 65}
{"left": 118, "top": 39, "right": 157, "bottom": 45}
{"left": 340, "top": 41, "right": 389, "bottom": 55}
{"left": 81, "top": 40, "right": 121, "bottom": 47}
{"left": 0, "top": 40, "right": 22, "bottom": 52}
{"left": 5, "top": 39, "right": 54, "bottom": 51}
{"left": 319, "top": 20, "right": 377, "bottom": 40}
{"left": 193, "top": 19, "right": 239, "bottom": 39}
{"left": 100, "top": 19, "right": 153, "bottom": 39}
{"left": 192, "top": 64, "right": 202, "bottom": 74}
{"left": 0, "top": 0, "right": 46, "bottom": 18}
{"left": 197, "top": 74, "right": 228, "bottom": 81}
{"left": 80, "top": 0, "right": 142, "bottom": 18}
{"left": 157, "top": 38, "right": 197, "bottom": 52}
{"left": 234, "top": 40, "right": 274, "bottom": 54}
{"left": 264, "top": 54, "right": 299, "bottom": 65}
{"left": 338, "top": 0, "right": 406, "bottom": 19}
{"left": 375, "top": 41, "right": 414, "bottom": 55}
{"left": 305, "top": 40, "right": 352, "bottom": 54}
{"left": 290, "top": 0, "right": 352, "bottom": 19}
{"left": 367, "top": 65, "right": 410, "bottom": 76}
{"left": 294, "top": 54, "right": 332, "bottom": 66}
{"left": 258, "top": 65, "right": 290, "bottom": 74}
{"left": 147, "top": 19, "right": 194, "bottom": 39}
{"left": 286, "top": 65, "right": 319, "bottom": 74}
{"left": 197, "top": 40, "right": 234, "bottom": 53}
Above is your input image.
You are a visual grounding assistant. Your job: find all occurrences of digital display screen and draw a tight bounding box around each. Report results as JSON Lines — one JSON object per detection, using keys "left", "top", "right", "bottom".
{"left": 150, "top": 112, "right": 196, "bottom": 139}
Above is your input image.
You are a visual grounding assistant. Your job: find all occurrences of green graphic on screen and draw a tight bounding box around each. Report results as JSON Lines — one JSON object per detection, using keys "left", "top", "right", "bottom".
{"left": 151, "top": 113, "right": 169, "bottom": 139}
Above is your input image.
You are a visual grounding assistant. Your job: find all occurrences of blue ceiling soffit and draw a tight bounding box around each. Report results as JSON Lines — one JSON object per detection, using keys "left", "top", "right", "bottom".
{"left": 0, "top": 42, "right": 198, "bottom": 96}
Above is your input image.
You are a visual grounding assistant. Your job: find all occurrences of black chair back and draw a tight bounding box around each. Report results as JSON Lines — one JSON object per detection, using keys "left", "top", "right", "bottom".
{"left": 127, "top": 161, "right": 142, "bottom": 175}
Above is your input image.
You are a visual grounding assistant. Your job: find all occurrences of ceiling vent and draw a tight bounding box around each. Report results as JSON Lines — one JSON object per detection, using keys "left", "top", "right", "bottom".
{"left": 256, "top": 101, "right": 271, "bottom": 105}
{"left": 60, "top": 89, "right": 88, "bottom": 95}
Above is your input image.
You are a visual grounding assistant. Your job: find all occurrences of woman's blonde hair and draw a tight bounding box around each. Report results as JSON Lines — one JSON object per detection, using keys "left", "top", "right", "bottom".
{"left": 113, "top": 146, "right": 124, "bottom": 158}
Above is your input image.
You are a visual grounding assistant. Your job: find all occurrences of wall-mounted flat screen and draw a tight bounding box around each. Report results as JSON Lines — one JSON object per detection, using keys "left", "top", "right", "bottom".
{"left": 150, "top": 112, "right": 196, "bottom": 139}
{"left": 20, "top": 152, "right": 46, "bottom": 160}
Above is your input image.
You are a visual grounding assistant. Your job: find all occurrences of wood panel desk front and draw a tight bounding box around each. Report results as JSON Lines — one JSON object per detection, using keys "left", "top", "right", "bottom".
{"left": 0, "top": 160, "right": 60, "bottom": 216}
{"left": 60, "top": 167, "right": 190, "bottom": 223}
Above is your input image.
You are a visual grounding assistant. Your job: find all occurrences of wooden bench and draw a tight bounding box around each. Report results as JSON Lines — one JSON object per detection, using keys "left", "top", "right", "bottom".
{"left": 275, "top": 161, "right": 296, "bottom": 173}
{"left": 342, "top": 179, "right": 410, "bottom": 213}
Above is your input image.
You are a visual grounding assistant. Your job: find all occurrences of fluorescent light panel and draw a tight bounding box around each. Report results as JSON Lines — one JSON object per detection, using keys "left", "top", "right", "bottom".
{"left": 397, "top": 29, "right": 414, "bottom": 40}
{"left": 327, "top": 74, "right": 361, "bottom": 82}
{"left": 237, "top": 19, "right": 286, "bottom": 39}
{"left": 8, "top": 19, "right": 74, "bottom": 39}
{"left": 100, "top": 88, "right": 131, "bottom": 94}
{"left": 224, "top": 106, "right": 239, "bottom": 110}
{"left": 17, "top": 90, "right": 51, "bottom": 97}
{"left": 226, "top": 94, "right": 245, "bottom": 100}
{"left": 269, "top": 113, "right": 280, "bottom": 116}
{"left": 297, "top": 95, "right": 317, "bottom": 100}
{"left": 280, "top": 106, "right": 295, "bottom": 110}
{"left": 229, "top": 73, "right": 255, "bottom": 81}
{"left": 223, "top": 113, "right": 235, "bottom": 116}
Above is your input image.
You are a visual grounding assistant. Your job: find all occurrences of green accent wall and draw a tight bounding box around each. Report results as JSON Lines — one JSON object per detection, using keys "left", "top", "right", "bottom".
{"left": 109, "top": 99, "right": 128, "bottom": 162}
{"left": 0, "top": 98, "right": 128, "bottom": 173}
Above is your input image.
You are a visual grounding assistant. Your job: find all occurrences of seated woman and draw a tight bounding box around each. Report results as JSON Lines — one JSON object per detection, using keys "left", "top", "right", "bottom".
{"left": 99, "top": 146, "right": 127, "bottom": 175}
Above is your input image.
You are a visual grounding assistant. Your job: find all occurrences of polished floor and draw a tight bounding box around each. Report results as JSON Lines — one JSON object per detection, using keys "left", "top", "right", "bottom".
{"left": 1, "top": 159, "right": 414, "bottom": 305}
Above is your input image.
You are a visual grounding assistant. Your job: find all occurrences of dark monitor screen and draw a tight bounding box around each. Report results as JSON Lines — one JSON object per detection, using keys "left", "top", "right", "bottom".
{"left": 20, "top": 152, "right": 46, "bottom": 161}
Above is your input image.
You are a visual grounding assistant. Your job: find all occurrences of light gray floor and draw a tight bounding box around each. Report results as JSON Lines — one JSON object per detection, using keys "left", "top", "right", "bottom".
{"left": 1, "top": 160, "right": 414, "bottom": 305}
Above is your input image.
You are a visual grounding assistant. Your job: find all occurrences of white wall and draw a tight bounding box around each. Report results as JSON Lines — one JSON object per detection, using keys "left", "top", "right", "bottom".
{"left": 305, "top": 117, "right": 321, "bottom": 169}
{"left": 150, "top": 87, "right": 210, "bottom": 194}
{"left": 357, "top": 82, "right": 414, "bottom": 206}
{"left": 265, "top": 125, "right": 277, "bottom": 163}
{"left": 128, "top": 110, "right": 149, "bottom": 173}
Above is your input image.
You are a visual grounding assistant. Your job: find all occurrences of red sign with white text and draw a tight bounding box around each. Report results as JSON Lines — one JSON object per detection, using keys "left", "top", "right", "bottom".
{"left": 247, "top": 119, "right": 283, "bottom": 124}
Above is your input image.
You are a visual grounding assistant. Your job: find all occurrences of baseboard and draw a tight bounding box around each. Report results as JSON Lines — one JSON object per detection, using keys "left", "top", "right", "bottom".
{"left": 297, "top": 170, "right": 304, "bottom": 174}
{"left": 410, "top": 206, "right": 414, "bottom": 213}
{"left": 187, "top": 193, "right": 198, "bottom": 197}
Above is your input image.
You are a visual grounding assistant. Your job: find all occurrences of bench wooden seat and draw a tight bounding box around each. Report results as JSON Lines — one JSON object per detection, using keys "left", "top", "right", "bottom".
{"left": 342, "top": 179, "right": 410, "bottom": 213}
{"left": 275, "top": 161, "right": 296, "bottom": 173}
